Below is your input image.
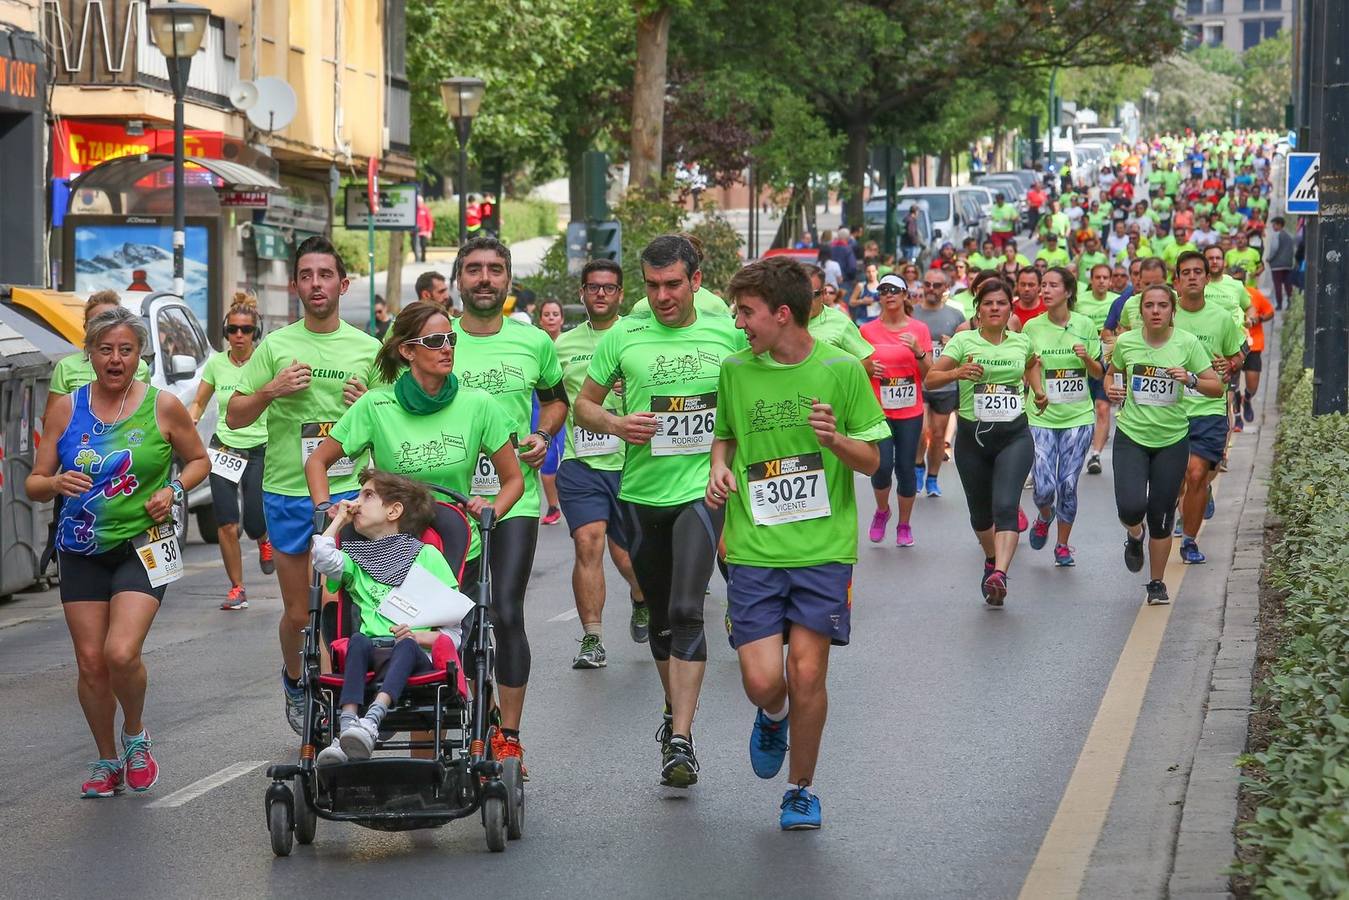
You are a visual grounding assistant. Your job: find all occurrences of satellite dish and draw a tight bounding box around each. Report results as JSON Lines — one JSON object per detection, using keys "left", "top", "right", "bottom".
{"left": 245, "top": 77, "right": 297, "bottom": 133}
{"left": 229, "top": 81, "right": 259, "bottom": 112}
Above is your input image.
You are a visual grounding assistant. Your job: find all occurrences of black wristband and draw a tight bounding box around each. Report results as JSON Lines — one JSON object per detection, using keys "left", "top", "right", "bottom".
{"left": 533, "top": 429, "right": 552, "bottom": 444}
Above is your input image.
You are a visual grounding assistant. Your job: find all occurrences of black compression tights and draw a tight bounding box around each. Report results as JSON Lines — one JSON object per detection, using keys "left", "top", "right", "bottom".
{"left": 463, "top": 515, "right": 538, "bottom": 688}
{"left": 626, "top": 500, "right": 724, "bottom": 663}
{"left": 1111, "top": 429, "right": 1189, "bottom": 539}
{"left": 953, "top": 416, "right": 1035, "bottom": 532}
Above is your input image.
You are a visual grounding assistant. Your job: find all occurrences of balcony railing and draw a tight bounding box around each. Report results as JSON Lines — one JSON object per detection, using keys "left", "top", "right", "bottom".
{"left": 44, "top": 0, "right": 238, "bottom": 109}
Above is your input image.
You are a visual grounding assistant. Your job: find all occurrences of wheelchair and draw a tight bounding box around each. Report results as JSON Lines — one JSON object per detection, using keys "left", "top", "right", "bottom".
{"left": 264, "top": 487, "right": 523, "bottom": 855}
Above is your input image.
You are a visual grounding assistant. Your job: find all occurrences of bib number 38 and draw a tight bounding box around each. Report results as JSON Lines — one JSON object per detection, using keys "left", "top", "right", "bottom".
{"left": 134, "top": 523, "right": 184, "bottom": 588}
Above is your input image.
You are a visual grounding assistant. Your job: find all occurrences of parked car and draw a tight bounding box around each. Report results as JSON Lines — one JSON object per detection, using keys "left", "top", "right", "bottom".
{"left": 976, "top": 174, "right": 1029, "bottom": 228}
{"left": 958, "top": 185, "right": 996, "bottom": 243}
{"left": 862, "top": 196, "right": 933, "bottom": 265}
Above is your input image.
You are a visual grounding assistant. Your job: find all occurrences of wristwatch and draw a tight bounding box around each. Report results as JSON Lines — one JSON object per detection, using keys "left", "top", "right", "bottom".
{"left": 1186, "top": 372, "right": 1199, "bottom": 390}
{"left": 916, "top": 351, "right": 928, "bottom": 360}
{"left": 532, "top": 429, "right": 552, "bottom": 445}
{"left": 168, "top": 479, "right": 185, "bottom": 504}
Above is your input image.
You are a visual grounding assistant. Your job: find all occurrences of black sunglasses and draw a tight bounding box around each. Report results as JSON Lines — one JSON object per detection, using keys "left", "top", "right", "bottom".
{"left": 877, "top": 285, "right": 906, "bottom": 295}
{"left": 403, "top": 331, "right": 457, "bottom": 350}
{"left": 225, "top": 324, "right": 256, "bottom": 335}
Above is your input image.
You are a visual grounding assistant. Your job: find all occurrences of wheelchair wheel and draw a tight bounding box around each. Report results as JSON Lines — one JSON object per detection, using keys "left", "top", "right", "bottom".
{"left": 483, "top": 796, "right": 507, "bottom": 852}
{"left": 293, "top": 776, "right": 317, "bottom": 845}
{"left": 269, "top": 794, "right": 294, "bottom": 857}
{"left": 502, "top": 758, "right": 524, "bottom": 840}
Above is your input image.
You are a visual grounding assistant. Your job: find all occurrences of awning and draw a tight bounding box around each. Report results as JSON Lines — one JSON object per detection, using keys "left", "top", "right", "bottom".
{"left": 67, "top": 153, "right": 283, "bottom": 197}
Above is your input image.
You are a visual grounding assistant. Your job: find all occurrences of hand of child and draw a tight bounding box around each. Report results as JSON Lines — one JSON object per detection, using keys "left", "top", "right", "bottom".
{"left": 391, "top": 623, "right": 413, "bottom": 642}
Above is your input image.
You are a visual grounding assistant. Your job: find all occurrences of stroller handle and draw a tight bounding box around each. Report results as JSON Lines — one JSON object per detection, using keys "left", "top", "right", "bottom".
{"left": 425, "top": 484, "right": 493, "bottom": 529}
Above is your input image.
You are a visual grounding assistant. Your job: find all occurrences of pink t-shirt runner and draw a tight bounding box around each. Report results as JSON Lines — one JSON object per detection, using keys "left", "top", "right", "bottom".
{"left": 860, "top": 317, "right": 932, "bottom": 420}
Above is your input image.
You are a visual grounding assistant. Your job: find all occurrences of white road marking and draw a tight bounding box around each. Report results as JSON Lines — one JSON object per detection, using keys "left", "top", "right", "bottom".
{"left": 147, "top": 760, "right": 266, "bottom": 809}
{"left": 546, "top": 608, "right": 579, "bottom": 622}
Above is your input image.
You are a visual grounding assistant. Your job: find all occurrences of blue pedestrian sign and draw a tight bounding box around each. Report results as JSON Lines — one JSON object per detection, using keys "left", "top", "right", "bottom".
{"left": 1286, "top": 152, "right": 1319, "bottom": 215}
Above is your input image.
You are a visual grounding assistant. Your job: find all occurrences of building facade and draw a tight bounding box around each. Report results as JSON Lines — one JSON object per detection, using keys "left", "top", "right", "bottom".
{"left": 0, "top": 2, "right": 47, "bottom": 286}
{"left": 33, "top": 0, "right": 411, "bottom": 333}
{"left": 1180, "top": 0, "right": 1295, "bottom": 53}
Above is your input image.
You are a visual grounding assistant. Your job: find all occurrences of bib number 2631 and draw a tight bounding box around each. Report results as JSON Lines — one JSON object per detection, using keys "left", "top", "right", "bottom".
{"left": 650, "top": 393, "right": 716, "bottom": 456}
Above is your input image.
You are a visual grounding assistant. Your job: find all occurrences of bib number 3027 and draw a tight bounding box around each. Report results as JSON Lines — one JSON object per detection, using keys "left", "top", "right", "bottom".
{"left": 208, "top": 439, "right": 247, "bottom": 484}
{"left": 134, "top": 523, "right": 184, "bottom": 588}
{"left": 880, "top": 377, "right": 917, "bottom": 410}
{"left": 301, "top": 422, "right": 355, "bottom": 477}
{"left": 747, "top": 453, "right": 831, "bottom": 526}
{"left": 650, "top": 393, "right": 716, "bottom": 456}
{"left": 973, "top": 383, "right": 1023, "bottom": 422}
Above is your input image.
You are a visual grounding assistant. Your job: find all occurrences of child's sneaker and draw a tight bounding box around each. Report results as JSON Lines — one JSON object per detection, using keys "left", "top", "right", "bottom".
{"left": 339, "top": 717, "right": 380, "bottom": 760}
{"left": 80, "top": 759, "right": 124, "bottom": 798}
{"left": 316, "top": 740, "right": 348, "bottom": 767}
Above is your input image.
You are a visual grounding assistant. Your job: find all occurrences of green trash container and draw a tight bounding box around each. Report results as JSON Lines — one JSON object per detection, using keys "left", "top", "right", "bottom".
{"left": 0, "top": 320, "right": 57, "bottom": 599}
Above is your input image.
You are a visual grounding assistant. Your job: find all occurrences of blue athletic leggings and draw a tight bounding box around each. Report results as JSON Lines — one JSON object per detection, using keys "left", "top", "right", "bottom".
{"left": 871, "top": 416, "right": 924, "bottom": 498}
{"left": 1029, "top": 424, "right": 1094, "bottom": 524}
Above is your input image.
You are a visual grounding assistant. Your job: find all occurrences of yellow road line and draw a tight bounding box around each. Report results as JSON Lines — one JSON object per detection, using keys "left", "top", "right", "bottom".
{"left": 1018, "top": 546, "right": 1191, "bottom": 899}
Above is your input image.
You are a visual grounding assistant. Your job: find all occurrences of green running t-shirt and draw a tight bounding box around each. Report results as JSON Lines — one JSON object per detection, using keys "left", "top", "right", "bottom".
{"left": 1074, "top": 291, "right": 1117, "bottom": 334}
{"left": 331, "top": 385, "right": 514, "bottom": 559}
{"left": 1035, "top": 247, "right": 1070, "bottom": 267}
{"left": 714, "top": 341, "right": 887, "bottom": 568}
{"left": 939, "top": 329, "right": 1035, "bottom": 423}
{"left": 1173, "top": 302, "right": 1244, "bottom": 418}
{"left": 1076, "top": 251, "right": 1108, "bottom": 281}
{"left": 451, "top": 317, "right": 565, "bottom": 521}
{"left": 555, "top": 321, "right": 626, "bottom": 471}
{"left": 991, "top": 203, "right": 1019, "bottom": 233}
{"left": 202, "top": 350, "right": 268, "bottom": 449}
{"left": 234, "top": 320, "right": 383, "bottom": 497}
{"left": 1023, "top": 312, "right": 1101, "bottom": 429}
{"left": 50, "top": 354, "right": 150, "bottom": 395}
{"left": 628, "top": 287, "right": 730, "bottom": 319}
{"left": 328, "top": 541, "right": 461, "bottom": 637}
{"left": 807, "top": 305, "right": 874, "bottom": 361}
{"left": 1111, "top": 328, "right": 1213, "bottom": 447}
{"left": 587, "top": 309, "right": 747, "bottom": 506}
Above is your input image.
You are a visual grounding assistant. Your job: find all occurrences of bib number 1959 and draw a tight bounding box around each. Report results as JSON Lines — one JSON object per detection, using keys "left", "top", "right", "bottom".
{"left": 208, "top": 439, "right": 247, "bottom": 484}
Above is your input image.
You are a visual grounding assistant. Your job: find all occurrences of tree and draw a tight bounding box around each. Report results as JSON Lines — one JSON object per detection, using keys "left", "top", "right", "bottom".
{"left": 629, "top": 1, "right": 674, "bottom": 190}
{"left": 1241, "top": 31, "right": 1292, "bottom": 128}
{"left": 1150, "top": 54, "right": 1239, "bottom": 132}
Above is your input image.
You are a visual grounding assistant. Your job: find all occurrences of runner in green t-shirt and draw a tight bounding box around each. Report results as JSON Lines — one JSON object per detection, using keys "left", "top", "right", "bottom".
{"left": 48, "top": 291, "right": 151, "bottom": 397}
{"left": 226, "top": 236, "right": 382, "bottom": 735}
{"left": 187, "top": 293, "right": 272, "bottom": 611}
{"left": 990, "top": 194, "right": 1019, "bottom": 246}
{"left": 1203, "top": 245, "right": 1252, "bottom": 333}
{"left": 1174, "top": 250, "right": 1246, "bottom": 567}
{"left": 575, "top": 235, "right": 747, "bottom": 789}
{"left": 705, "top": 255, "right": 887, "bottom": 830}
{"left": 1104, "top": 282, "right": 1222, "bottom": 605}
{"left": 926, "top": 278, "right": 1046, "bottom": 607}
{"left": 553, "top": 259, "right": 649, "bottom": 669}
{"left": 1076, "top": 262, "right": 1121, "bottom": 474}
{"left": 1035, "top": 233, "right": 1070, "bottom": 268}
{"left": 1074, "top": 236, "right": 1108, "bottom": 283}
{"left": 442, "top": 236, "right": 567, "bottom": 769}
{"left": 805, "top": 265, "right": 874, "bottom": 364}
{"left": 1022, "top": 268, "right": 1104, "bottom": 566}
{"left": 1224, "top": 232, "right": 1262, "bottom": 285}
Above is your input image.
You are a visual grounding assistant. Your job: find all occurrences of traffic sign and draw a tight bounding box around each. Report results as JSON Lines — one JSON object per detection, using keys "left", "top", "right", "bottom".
{"left": 1286, "top": 152, "right": 1319, "bottom": 215}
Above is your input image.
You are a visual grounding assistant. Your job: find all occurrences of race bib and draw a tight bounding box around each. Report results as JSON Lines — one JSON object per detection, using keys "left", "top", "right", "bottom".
{"left": 133, "top": 522, "right": 184, "bottom": 588}
{"left": 747, "top": 453, "right": 831, "bottom": 526}
{"left": 208, "top": 438, "right": 247, "bottom": 484}
{"left": 573, "top": 424, "right": 621, "bottom": 458}
{"left": 650, "top": 393, "right": 717, "bottom": 456}
{"left": 973, "top": 383, "right": 1023, "bottom": 422}
{"left": 301, "top": 422, "right": 355, "bottom": 477}
{"left": 879, "top": 377, "right": 918, "bottom": 410}
{"left": 1130, "top": 364, "right": 1181, "bottom": 407}
{"left": 1044, "top": 368, "right": 1088, "bottom": 404}
{"left": 472, "top": 452, "right": 500, "bottom": 495}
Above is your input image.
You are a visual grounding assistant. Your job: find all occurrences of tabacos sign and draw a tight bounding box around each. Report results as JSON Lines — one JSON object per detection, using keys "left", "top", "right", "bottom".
{"left": 52, "top": 120, "right": 224, "bottom": 179}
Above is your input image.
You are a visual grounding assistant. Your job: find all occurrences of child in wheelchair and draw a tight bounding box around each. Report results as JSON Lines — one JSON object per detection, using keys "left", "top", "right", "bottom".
{"left": 311, "top": 470, "right": 467, "bottom": 766}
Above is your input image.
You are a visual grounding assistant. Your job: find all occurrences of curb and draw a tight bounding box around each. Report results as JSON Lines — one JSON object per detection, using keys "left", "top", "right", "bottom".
{"left": 1166, "top": 330, "right": 1279, "bottom": 897}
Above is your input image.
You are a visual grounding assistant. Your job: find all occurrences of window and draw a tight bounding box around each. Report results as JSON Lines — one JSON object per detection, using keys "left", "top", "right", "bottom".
{"left": 1243, "top": 0, "right": 1260, "bottom": 10}
{"left": 1244, "top": 19, "right": 1263, "bottom": 47}
{"left": 156, "top": 306, "right": 207, "bottom": 375}
{"left": 1264, "top": 0, "right": 1281, "bottom": 9}
{"left": 1264, "top": 17, "right": 1282, "bottom": 36}
{"left": 1205, "top": 0, "right": 1223, "bottom": 13}
{"left": 1187, "top": 0, "right": 1204, "bottom": 13}
{"left": 1187, "top": 24, "right": 1203, "bottom": 48}
{"left": 1204, "top": 22, "right": 1225, "bottom": 46}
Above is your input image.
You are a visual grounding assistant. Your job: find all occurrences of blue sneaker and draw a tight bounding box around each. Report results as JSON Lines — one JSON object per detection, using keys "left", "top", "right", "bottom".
{"left": 1180, "top": 538, "right": 1206, "bottom": 565}
{"left": 1173, "top": 518, "right": 1183, "bottom": 538}
{"left": 925, "top": 475, "right": 942, "bottom": 497}
{"left": 914, "top": 463, "right": 926, "bottom": 486}
{"left": 749, "top": 709, "right": 789, "bottom": 779}
{"left": 780, "top": 785, "right": 822, "bottom": 830}
{"left": 1028, "top": 513, "right": 1053, "bottom": 550}
{"left": 282, "top": 669, "right": 305, "bottom": 736}
{"left": 1204, "top": 489, "right": 1215, "bottom": 520}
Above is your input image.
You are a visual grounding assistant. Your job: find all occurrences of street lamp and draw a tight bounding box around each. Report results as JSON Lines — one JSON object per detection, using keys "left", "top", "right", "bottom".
{"left": 147, "top": 3, "right": 209, "bottom": 296}
{"left": 440, "top": 77, "right": 486, "bottom": 245}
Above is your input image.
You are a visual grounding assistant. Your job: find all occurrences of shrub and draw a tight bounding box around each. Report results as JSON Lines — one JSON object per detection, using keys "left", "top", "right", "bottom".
{"left": 1233, "top": 292, "right": 1349, "bottom": 897}
{"left": 428, "top": 198, "right": 560, "bottom": 247}
{"left": 331, "top": 227, "right": 391, "bottom": 277}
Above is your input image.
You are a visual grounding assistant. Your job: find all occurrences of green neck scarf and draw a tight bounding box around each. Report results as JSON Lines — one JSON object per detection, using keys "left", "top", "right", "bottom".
{"left": 394, "top": 370, "right": 458, "bottom": 415}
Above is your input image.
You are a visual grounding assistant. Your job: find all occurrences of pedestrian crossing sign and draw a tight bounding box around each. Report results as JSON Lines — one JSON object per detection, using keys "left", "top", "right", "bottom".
{"left": 1286, "top": 152, "right": 1319, "bottom": 215}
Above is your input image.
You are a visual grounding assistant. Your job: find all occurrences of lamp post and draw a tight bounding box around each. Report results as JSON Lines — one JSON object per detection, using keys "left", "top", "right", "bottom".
{"left": 147, "top": 3, "right": 209, "bottom": 296}
{"left": 439, "top": 77, "right": 486, "bottom": 246}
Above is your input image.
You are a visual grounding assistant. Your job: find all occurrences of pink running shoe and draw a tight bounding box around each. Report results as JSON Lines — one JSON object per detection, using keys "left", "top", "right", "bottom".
{"left": 80, "top": 760, "right": 124, "bottom": 798}
{"left": 1016, "top": 507, "right": 1029, "bottom": 533}
{"left": 121, "top": 731, "right": 160, "bottom": 792}
{"left": 868, "top": 509, "right": 891, "bottom": 543}
{"left": 896, "top": 523, "right": 914, "bottom": 547}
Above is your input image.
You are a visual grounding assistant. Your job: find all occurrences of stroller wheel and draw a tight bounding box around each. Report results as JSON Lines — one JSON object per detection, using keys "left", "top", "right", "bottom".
{"left": 268, "top": 793, "right": 294, "bottom": 857}
{"left": 502, "top": 758, "right": 524, "bottom": 840}
{"left": 483, "top": 796, "right": 507, "bottom": 852}
{"left": 293, "top": 776, "right": 317, "bottom": 845}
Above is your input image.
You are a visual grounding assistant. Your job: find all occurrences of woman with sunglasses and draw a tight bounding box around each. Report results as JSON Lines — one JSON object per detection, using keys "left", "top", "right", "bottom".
{"left": 188, "top": 292, "right": 273, "bottom": 610}
{"left": 305, "top": 300, "right": 524, "bottom": 593}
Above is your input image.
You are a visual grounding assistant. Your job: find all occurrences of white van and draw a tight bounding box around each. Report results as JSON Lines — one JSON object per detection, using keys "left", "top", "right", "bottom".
{"left": 897, "top": 187, "right": 977, "bottom": 247}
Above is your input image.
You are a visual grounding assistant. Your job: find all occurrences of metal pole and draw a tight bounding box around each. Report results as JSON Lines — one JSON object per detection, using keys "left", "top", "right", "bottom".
{"left": 1312, "top": 0, "right": 1348, "bottom": 414}
{"left": 169, "top": 56, "right": 189, "bottom": 296}
{"left": 1304, "top": 0, "right": 1323, "bottom": 368}
{"left": 455, "top": 116, "right": 472, "bottom": 246}
{"left": 367, "top": 214, "right": 376, "bottom": 333}
{"left": 1047, "top": 68, "right": 1057, "bottom": 182}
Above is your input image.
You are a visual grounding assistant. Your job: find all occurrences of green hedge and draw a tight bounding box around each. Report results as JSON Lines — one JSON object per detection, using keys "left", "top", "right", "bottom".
{"left": 428, "top": 197, "right": 560, "bottom": 246}
{"left": 1234, "top": 292, "right": 1349, "bottom": 897}
{"left": 330, "top": 227, "right": 391, "bottom": 277}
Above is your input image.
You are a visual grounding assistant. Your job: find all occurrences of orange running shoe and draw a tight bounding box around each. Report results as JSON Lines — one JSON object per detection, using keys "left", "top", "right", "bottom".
{"left": 258, "top": 539, "right": 275, "bottom": 575}
{"left": 490, "top": 729, "right": 529, "bottom": 781}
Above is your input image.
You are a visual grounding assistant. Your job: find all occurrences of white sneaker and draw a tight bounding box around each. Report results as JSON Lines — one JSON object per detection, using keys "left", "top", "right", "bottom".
{"left": 316, "top": 740, "right": 347, "bottom": 767}
{"left": 338, "top": 717, "right": 379, "bottom": 760}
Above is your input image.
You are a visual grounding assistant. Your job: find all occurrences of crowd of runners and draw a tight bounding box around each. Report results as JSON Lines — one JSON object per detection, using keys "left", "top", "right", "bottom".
{"left": 24, "top": 127, "right": 1291, "bottom": 832}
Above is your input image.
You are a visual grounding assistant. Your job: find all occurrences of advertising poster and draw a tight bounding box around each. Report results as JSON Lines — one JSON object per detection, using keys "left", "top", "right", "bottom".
{"left": 70, "top": 222, "right": 211, "bottom": 322}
